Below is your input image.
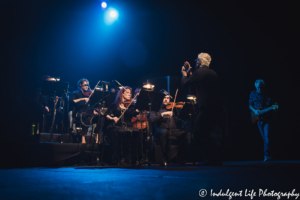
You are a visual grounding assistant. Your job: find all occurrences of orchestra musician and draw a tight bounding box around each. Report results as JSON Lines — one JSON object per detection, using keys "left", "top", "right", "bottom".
{"left": 150, "top": 94, "right": 187, "bottom": 165}
{"left": 105, "top": 86, "right": 141, "bottom": 165}
{"left": 69, "top": 78, "right": 99, "bottom": 143}
{"left": 181, "top": 52, "right": 223, "bottom": 165}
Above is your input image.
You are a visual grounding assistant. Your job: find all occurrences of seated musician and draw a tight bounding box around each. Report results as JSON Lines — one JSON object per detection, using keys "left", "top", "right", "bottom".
{"left": 69, "top": 78, "right": 99, "bottom": 143}
{"left": 105, "top": 86, "right": 141, "bottom": 165}
{"left": 150, "top": 94, "right": 187, "bottom": 165}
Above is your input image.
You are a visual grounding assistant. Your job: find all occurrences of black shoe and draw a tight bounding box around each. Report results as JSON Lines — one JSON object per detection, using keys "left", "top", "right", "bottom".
{"left": 264, "top": 156, "right": 272, "bottom": 162}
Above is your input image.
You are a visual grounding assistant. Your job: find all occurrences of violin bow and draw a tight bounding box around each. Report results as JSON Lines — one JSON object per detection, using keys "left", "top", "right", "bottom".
{"left": 85, "top": 80, "right": 101, "bottom": 104}
{"left": 114, "top": 80, "right": 128, "bottom": 92}
{"left": 171, "top": 89, "right": 178, "bottom": 113}
{"left": 116, "top": 89, "right": 141, "bottom": 123}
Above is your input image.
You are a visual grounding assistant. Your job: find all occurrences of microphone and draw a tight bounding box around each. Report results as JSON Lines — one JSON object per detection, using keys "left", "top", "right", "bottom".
{"left": 160, "top": 89, "right": 173, "bottom": 99}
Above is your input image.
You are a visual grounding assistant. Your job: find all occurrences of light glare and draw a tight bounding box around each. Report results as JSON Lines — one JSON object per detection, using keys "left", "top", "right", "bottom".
{"left": 101, "top": 2, "right": 107, "bottom": 9}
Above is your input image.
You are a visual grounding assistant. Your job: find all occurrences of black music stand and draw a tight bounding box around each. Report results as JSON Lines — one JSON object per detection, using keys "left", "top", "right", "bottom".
{"left": 135, "top": 90, "right": 165, "bottom": 163}
{"left": 88, "top": 90, "right": 115, "bottom": 166}
{"left": 88, "top": 90, "right": 110, "bottom": 108}
{"left": 135, "top": 90, "right": 165, "bottom": 112}
{"left": 177, "top": 102, "right": 196, "bottom": 158}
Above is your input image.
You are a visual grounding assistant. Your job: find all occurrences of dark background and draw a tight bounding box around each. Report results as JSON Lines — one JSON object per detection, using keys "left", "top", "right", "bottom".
{"left": 1, "top": 0, "right": 299, "bottom": 161}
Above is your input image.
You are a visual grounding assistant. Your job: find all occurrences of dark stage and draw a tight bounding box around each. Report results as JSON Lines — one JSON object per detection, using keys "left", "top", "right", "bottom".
{"left": 1, "top": 161, "right": 300, "bottom": 199}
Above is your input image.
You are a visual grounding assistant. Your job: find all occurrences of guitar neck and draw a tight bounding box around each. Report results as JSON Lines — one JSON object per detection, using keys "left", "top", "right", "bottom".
{"left": 260, "top": 106, "right": 274, "bottom": 115}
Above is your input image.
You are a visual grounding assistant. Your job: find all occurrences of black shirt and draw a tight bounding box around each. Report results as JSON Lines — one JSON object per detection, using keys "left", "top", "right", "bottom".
{"left": 181, "top": 66, "right": 222, "bottom": 110}
{"left": 105, "top": 102, "right": 139, "bottom": 128}
{"left": 69, "top": 90, "right": 90, "bottom": 118}
{"left": 150, "top": 106, "right": 179, "bottom": 129}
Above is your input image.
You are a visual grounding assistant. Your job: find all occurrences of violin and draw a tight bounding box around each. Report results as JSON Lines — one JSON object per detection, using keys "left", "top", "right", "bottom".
{"left": 115, "top": 90, "right": 140, "bottom": 123}
{"left": 166, "top": 102, "right": 184, "bottom": 110}
{"left": 123, "top": 100, "right": 136, "bottom": 108}
{"left": 131, "top": 111, "right": 150, "bottom": 130}
{"left": 82, "top": 89, "right": 93, "bottom": 97}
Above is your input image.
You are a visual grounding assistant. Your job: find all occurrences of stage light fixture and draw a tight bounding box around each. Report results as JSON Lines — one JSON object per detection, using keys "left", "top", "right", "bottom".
{"left": 49, "top": 77, "right": 60, "bottom": 82}
{"left": 187, "top": 94, "right": 197, "bottom": 103}
{"left": 143, "top": 83, "right": 155, "bottom": 91}
{"left": 104, "top": 8, "right": 119, "bottom": 25}
{"left": 95, "top": 86, "right": 103, "bottom": 91}
{"left": 110, "top": 10, "right": 117, "bottom": 18}
{"left": 101, "top": 2, "right": 107, "bottom": 9}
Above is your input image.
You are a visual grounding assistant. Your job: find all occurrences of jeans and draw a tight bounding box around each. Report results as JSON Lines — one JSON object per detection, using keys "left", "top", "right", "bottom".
{"left": 257, "top": 121, "right": 270, "bottom": 157}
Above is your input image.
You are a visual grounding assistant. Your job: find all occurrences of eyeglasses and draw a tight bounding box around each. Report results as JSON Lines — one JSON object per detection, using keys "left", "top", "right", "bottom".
{"left": 82, "top": 84, "right": 89, "bottom": 87}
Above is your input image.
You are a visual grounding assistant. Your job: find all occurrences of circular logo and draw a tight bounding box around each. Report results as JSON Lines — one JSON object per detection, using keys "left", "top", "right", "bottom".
{"left": 199, "top": 189, "right": 207, "bottom": 197}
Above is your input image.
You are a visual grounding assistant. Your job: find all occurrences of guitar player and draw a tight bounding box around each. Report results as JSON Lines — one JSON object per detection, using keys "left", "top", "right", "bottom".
{"left": 249, "top": 79, "right": 276, "bottom": 162}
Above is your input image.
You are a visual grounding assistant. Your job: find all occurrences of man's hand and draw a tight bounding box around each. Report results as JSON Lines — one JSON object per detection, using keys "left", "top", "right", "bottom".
{"left": 112, "top": 117, "right": 119, "bottom": 123}
{"left": 184, "top": 61, "right": 191, "bottom": 70}
{"left": 93, "top": 110, "right": 99, "bottom": 115}
{"left": 45, "top": 106, "right": 49, "bottom": 112}
{"left": 254, "top": 110, "right": 261, "bottom": 116}
{"left": 181, "top": 66, "right": 187, "bottom": 77}
{"left": 83, "top": 98, "right": 89, "bottom": 103}
{"left": 161, "top": 111, "right": 173, "bottom": 117}
{"left": 182, "top": 61, "right": 192, "bottom": 77}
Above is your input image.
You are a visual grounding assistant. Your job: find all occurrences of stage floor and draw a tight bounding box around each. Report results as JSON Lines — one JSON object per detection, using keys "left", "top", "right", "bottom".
{"left": 1, "top": 161, "right": 300, "bottom": 199}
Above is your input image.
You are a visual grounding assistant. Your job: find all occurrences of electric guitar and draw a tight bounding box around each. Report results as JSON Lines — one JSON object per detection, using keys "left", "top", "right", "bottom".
{"left": 251, "top": 103, "right": 278, "bottom": 123}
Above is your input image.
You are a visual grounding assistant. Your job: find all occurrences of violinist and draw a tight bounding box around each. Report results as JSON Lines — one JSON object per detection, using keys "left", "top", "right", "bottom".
{"left": 69, "top": 78, "right": 99, "bottom": 143}
{"left": 150, "top": 94, "right": 187, "bottom": 165}
{"left": 105, "top": 86, "right": 141, "bottom": 165}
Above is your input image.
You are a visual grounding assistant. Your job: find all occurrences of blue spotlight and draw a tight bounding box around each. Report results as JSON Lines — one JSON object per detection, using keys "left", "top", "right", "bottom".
{"left": 101, "top": 2, "right": 107, "bottom": 9}
{"left": 110, "top": 10, "right": 117, "bottom": 18}
{"left": 104, "top": 8, "right": 119, "bottom": 25}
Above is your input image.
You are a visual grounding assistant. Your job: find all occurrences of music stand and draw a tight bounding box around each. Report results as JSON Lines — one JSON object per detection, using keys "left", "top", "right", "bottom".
{"left": 88, "top": 90, "right": 110, "bottom": 109}
{"left": 135, "top": 90, "right": 165, "bottom": 112}
{"left": 135, "top": 90, "right": 164, "bottom": 163}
